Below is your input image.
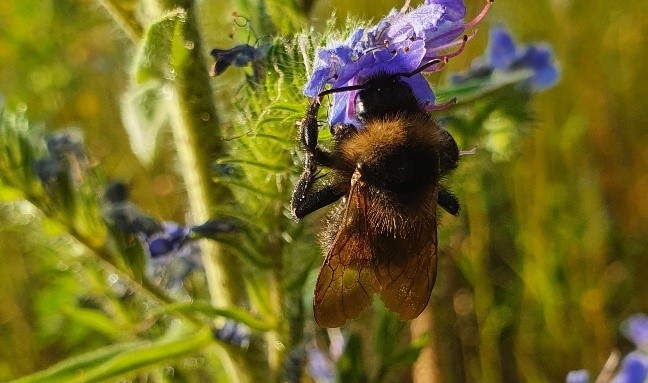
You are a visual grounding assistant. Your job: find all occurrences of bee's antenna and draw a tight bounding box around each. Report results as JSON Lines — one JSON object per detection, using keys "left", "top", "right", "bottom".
{"left": 317, "top": 83, "right": 368, "bottom": 99}
{"left": 395, "top": 58, "right": 444, "bottom": 78}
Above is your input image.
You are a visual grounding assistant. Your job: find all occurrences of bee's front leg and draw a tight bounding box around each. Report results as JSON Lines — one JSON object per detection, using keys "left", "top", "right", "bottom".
{"left": 292, "top": 99, "right": 346, "bottom": 220}
{"left": 291, "top": 170, "right": 347, "bottom": 220}
{"left": 438, "top": 186, "right": 460, "bottom": 216}
{"left": 299, "top": 98, "right": 334, "bottom": 168}
{"left": 436, "top": 128, "right": 460, "bottom": 215}
{"left": 438, "top": 128, "right": 459, "bottom": 176}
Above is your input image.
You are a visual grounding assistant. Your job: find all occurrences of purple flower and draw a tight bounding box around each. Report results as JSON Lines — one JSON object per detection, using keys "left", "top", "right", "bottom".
{"left": 34, "top": 131, "right": 89, "bottom": 187}
{"left": 452, "top": 26, "right": 559, "bottom": 91}
{"left": 213, "top": 320, "right": 251, "bottom": 348}
{"left": 566, "top": 370, "right": 590, "bottom": 383}
{"left": 210, "top": 44, "right": 269, "bottom": 76}
{"left": 145, "top": 222, "right": 191, "bottom": 259}
{"left": 304, "top": 0, "right": 491, "bottom": 127}
{"left": 307, "top": 347, "right": 336, "bottom": 382}
{"left": 612, "top": 351, "right": 648, "bottom": 383}
{"left": 623, "top": 314, "right": 648, "bottom": 349}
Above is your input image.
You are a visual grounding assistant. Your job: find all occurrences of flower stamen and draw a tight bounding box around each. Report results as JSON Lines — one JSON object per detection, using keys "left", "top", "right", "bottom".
{"left": 425, "top": 97, "right": 457, "bottom": 111}
{"left": 426, "top": 0, "right": 493, "bottom": 48}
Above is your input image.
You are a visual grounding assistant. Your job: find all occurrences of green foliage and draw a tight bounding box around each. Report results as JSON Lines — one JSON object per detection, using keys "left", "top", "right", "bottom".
{"left": 2, "top": 0, "right": 648, "bottom": 382}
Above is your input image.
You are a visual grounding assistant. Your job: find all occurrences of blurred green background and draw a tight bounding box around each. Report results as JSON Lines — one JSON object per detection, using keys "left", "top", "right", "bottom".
{"left": 1, "top": 0, "right": 648, "bottom": 382}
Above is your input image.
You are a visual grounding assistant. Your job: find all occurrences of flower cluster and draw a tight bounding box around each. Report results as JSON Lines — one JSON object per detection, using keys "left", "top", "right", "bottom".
{"left": 566, "top": 314, "right": 648, "bottom": 383}
{"left": 102, "top": 182, "right": 238, "bottom": 259}
{"left": 451, "top": 26, "right": 560, "bottom": 91}
{"left": 213, "top": 320, "right": 251, "bottom": 348}
{"left": 210, "top": 43, "right": 269, "bottom": 77}
{"left": 33, "top": 131, "right": 89, "bottom": 187}
{"left": 614, "top": 314, "right": 648, "bottom": 383}
{"left": 623, "top": 313, "right": 648, "bottom": 350}
{"left": 303, "top": 0, "right": 492, "bottom": 127}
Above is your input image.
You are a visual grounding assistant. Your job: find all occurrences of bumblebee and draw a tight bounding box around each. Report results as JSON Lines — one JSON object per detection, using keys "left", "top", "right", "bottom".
{"left": 291, "top": 62, "right": 461, "bottom": 328}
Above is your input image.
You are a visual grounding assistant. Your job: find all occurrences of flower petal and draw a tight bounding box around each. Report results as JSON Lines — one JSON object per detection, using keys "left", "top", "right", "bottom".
{"left": 623, "top": 314, "right": 648, "bottom": 349}
{"left": 612, "top": 351, "right": 648, "bottom": 383}
{"left": 487, "top": 26, "right": 518, "bottom": 69}
{"left": 402, "top": 73, "right": 436, "bottom": 106}
{"left": 329, "top": 91, "right": 355, "bottom": 126}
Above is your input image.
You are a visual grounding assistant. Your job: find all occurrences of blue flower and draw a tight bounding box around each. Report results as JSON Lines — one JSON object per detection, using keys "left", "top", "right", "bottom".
{"left": 210, "top": 44, "right": 269, "bottom": 76}
{"left": 213, "top": 320, "right": 251, "bottom": 348}
{"left": 103, "top": 182, "right": 163, "bottom": 236}
{"left": 623, "top": 314, "right": 648, "bottom": 350}
{"left": 304, "top": 0, "right": 492, "bottom": 127}
{"left": 566, "top": 369, "right": 590, "bottom": 383}
{"left": 612, "top": 351, "right": 648, "bottom": 383}
{"left": 452, "top": 26, "right": 559, "bottom": 91}
{"left": 34, "top": 131, "right": 88, "bottom": 187}
{"left": 145, "top": 222, "right": 191, "bottom": 259}
{"left": 307, "top": 347, "right": 336, "bottom": 382}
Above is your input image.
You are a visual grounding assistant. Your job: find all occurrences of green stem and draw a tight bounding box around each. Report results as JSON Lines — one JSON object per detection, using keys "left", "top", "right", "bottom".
{"left": 70, "top": 326, "right": 213, "bottom": 383}
{"left": 156, "top": 1, "right": 264, "bottom": 380}
{"left": 11, "top": 191, "right": 201, "bottom": 325}
{"left": 161, "top": 0, "right": 247, "bottom": 310}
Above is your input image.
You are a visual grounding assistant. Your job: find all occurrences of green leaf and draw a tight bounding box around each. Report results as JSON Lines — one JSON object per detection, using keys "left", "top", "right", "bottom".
{"left": 68, "top": 326, "right": 212, "bottom": 383}
{"left": 245, "top": 277, "right": 274, "bottom": 319}
{"left": 216, "top": 157, "right": 289, "bottom": 173}
{"left": 436, "top": 70, "right": 532, "bottom": 104}
{"left": 149, "top": 302, "right": 277, "bottom": 332}
{"left": 132, "top": 9, "right": 185, "bottom": 84}
{"left": 106, "top": 224, "right": 148, "bottom": 281}
{"left": 170, "top": 12, "right": 191, "bottom": 72}
{"left": 121, "top": 81, "right": 171, "bottom": 165}
{"left": 62, "top": 306, "right": 122, "bottom": 339}
{"left": 374, "top": 311, "right": 406, "bottom": 363}
{"left": 10, "top": 341, "right": 142, "bottom": 383}
{"left": 383, "top": 332, "right": 431, "bottom": 368}
{"left": 337, "top": 333, "right": 368, "bottom": 383}
{"left": 216, "top": 237, "right": 273, "bottom": 269}
{"left": 13, "top": 327, "right": 213, "bottom": 383}
{"left": 0, "top": 183, "right": 23, "bottom": 202}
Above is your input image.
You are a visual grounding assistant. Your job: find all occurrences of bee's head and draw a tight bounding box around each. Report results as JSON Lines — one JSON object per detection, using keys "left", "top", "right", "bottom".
{"left": 355, "top": 75, "right": 420, "bottom": 123}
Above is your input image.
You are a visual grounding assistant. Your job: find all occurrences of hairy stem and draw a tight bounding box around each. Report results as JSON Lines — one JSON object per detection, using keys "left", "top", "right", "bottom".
{"left": 158, "top": 0, "right": 247, "bottom": 311}
{"left": 156, "top": 0, "right": 265, "bottom": 380}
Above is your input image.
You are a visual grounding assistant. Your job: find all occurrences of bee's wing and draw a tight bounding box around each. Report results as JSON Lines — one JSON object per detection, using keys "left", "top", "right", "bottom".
{"left": 374, "top": 190, "right": 438, "bottom": 321}
{"left": 313, "top": 178, "right": 378, "bottom": 328}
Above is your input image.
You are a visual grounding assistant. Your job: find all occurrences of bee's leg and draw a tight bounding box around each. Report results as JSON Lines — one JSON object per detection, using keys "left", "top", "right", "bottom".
{"left": 292, "top": 99, "right": 347, "bottom": 220}
{"left": 300, "top": 99, "right": 334, "bottom": 167}
{"left": 439, "top": 128, "right": 459, "bottom": 176}
{"left": 291, "top": 173, "right": 346, "bottom": 220}
{"left": 331, "top": 123, "right": 357, "bottom": 143}
{"left": 438, "top": 186, "right": 460, "bottom": 216}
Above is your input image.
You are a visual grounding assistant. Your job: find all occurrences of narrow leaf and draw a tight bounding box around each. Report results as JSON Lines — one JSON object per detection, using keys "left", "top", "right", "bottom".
{"left": 149, "top": 302, "right": 277, "bottom": 332}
